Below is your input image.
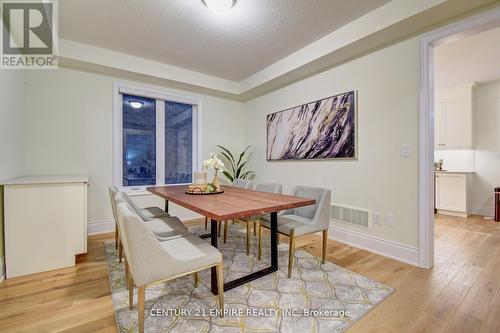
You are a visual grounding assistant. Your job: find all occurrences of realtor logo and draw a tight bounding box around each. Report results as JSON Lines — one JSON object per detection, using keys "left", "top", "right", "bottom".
{"left": 1, "top": 0, "right": 58, "bottom": 69}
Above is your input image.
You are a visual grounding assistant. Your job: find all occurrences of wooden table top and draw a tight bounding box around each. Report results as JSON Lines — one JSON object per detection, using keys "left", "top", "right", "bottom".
{"left": 147, "top": 185, "right": 316, "bottom": 221}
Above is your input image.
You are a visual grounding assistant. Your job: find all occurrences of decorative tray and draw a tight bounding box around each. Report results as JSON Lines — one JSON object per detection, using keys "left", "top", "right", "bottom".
{"left": 185, "top": 189, "right": 224, "bottom": 195}
{"left": 185, "top": 184, "right": 224, "bottom": 195}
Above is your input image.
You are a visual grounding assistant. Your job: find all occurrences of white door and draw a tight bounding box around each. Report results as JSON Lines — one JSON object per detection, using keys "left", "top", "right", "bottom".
{"left": 435, "top": 174, "right": 466, "bottom": 212}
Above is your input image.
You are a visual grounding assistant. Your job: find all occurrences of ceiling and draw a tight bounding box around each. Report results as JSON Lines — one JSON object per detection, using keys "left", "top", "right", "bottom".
{"left": 434, "top": 26, "right": 500, "bottom": 88}
{"left": 59, "top": 0, "right": 389, "bottom": 81}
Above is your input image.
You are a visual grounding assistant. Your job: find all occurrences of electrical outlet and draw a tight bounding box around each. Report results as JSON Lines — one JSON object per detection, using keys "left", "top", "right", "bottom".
{"left": 401, "top": 144, "right": 411, "bottom": 157}
{"left": 373, "top": 212, "right": 384, "bottom": 225}
{"left": 386, "top": 213, "right": 395, "bottom": 227}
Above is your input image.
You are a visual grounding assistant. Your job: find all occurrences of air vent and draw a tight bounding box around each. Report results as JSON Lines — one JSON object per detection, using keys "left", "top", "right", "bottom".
{"left": 331, "top": 204, "right": 371, "bottom": 228}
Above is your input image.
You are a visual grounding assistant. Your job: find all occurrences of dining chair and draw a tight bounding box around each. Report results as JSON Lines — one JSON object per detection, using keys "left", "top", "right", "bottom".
{"left": 257, "top": 186, "right": 331, "bottom": 277}
{"left": 221, "top": 178, "right": 253, "bottom": 242}
{"left": 118, "top": 189, "right": 170, "bottom": 220}
{"left": 110, "top": 188, "right": 189, "bottom": 263}
{"left": 108, "top": 186, "right": 122, "bottom": 253}
{"left": 120, "top": 192, "right": 189, "bottom": 239}
{"left": 115, "top": 201, "right": 225, "bottom": 333}
{"left": 241, "top": 182, "right": 282, "bottom": 255}
{"left": 114, "top": 193, "right": 196, "bottom": 294}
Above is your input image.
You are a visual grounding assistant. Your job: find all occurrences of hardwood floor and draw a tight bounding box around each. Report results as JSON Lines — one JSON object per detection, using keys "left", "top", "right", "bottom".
{"left": 0, "top": 215, "right": 499, "bottom": 332}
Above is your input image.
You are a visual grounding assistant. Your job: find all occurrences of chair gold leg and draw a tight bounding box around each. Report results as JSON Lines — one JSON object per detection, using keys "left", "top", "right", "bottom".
{"left": 193, "top": 272, "right": 199, "bottom": 288}
{"left": 125, "top": 258, "right": 129, "bottom": 290}
{"left": 258, "top": 222, "right": 263, "bottom": 261}
{"left": 216, "top": 263, "right": 224, "bottom": 316}
{"left": 115, "top": 222, "right": 119, "bottom": 249}
{"left": 253, "top": 221, "right": 257, "bottom": 236}
{"left": 322, "top": 230, "right": 328, "bottom": 264}
{"left": 118, "top": 240, "right": 123, "bottom": 263}
{"left": 205, "top": 217, "right": 208, "bottom": 230}
{"left": 128, "top": 266, "right": 134, "bottom": 310}
{"left": 246, "top": 220, "right": 250, "bottom": 255}
{"left": 288, "top": 230, "right": 295, "bottom": 278}
{"left": 223, "top": 220, "right": 228, "bottom": 243}
{"left": 138, "top": 286, "right": 145, "bottom": 333}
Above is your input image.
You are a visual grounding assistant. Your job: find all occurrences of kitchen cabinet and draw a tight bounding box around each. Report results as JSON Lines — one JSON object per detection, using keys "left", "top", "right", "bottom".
{"left": 435, "top": 172, "right": 472, "bottom": 217}
{"left": 435, "top": 83, "right": 476, "bottom": 150}
{"left": 2, "top": 176, "right": 88, "bottom": 278}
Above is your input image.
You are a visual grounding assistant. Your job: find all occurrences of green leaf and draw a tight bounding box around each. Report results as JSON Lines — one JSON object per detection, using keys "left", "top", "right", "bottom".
{"left": 235, "top": 160, "right": 249, "bottom": 179}
{"left": 236, "top": 145, "right": 252, "bottom": 168}
{"left": 222, "top": 170, "right": 234, "bottom": 183}
{"left": 240, "top": 171, "right": 255, "bottom": 179}
{"left": 217, "top": 145, "right": 235, "bottom": 165}
{"left": 219, "top": 151, "right": 236, "bottom": 175}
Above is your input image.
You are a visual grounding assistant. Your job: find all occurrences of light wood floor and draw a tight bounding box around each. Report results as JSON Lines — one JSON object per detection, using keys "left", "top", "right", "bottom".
{"left": 1, "top": 215, "right": 499, "bottom": 332}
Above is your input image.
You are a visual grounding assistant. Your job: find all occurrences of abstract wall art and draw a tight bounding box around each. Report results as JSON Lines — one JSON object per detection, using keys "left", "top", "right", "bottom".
{"left": 266, "top": 90, "right": 357, "bottom": 160}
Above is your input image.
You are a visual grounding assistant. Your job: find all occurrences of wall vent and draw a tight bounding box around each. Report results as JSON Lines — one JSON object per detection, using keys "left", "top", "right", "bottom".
{"left": 331, "top": 204, "right": 371, "bottom": 228}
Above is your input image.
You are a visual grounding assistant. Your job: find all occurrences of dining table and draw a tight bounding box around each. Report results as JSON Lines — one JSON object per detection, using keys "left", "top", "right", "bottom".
{"left": 147, "top": 184, "right": 316, "bottom": 295}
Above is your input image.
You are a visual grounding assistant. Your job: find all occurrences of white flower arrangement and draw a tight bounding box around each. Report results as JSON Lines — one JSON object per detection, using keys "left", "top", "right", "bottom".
{"left": 202, "top": 152, "right": 224, "bottom": 171}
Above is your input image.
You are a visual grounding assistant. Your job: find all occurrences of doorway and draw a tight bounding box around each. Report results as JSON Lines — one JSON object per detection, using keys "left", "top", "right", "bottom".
{"left": 418, "top": 7, "right": 500, "bottom": 268}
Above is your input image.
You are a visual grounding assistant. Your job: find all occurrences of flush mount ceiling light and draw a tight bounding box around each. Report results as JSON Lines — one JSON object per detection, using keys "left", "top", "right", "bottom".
{"left": 130, "top": 101, "right": 143, "bottom": 109}
{"left": 202, "top": 0, "right": 237, "bottom": 14}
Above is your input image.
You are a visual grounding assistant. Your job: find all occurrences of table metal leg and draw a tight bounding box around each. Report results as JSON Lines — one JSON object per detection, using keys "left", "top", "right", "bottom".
{"left": 270, "top": 212, "right": 278, "bottom": 269}
{"left": 210, "top": 212, "right": 278, "bottom": 295}
{"left": 210, "top": 219, "right": 218, "bottom": 294}
{"left": 164, "top": 199, "right": 169, "bottom": 213}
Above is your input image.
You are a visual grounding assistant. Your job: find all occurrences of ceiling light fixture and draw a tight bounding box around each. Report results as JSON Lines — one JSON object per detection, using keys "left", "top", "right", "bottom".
{"left": 130, "top": 101, "right": 143, "bottom": 109}
{"left": 202, "top": 0, "right": 236, "bottom": 14}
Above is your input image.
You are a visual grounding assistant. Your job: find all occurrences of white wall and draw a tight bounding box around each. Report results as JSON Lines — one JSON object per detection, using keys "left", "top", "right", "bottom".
{"left": 0, "top": 70, "right": 25, "bottom": 265}
{"left": 243, "top": 38, "right": 420, "bottom": 248}
{"left": 434, "top": 150, "right": 475, "bottom": 172}
{"left": 472, "top": 81, "right": 500, "bottom": 216}
{"left": 0, "top": 71, "right": 25, "bottom": 181}
{"left": 23, "top": 68, "right": 245, "bottom": 228}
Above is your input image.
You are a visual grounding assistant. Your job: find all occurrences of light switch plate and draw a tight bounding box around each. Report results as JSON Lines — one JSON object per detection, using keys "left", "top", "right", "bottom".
{"left": 401, "top": 144, "right": 411, "bottom": 157}
{"left": 386, "top": 213, "right": 395, "bottom": 227}
{"left": 373, "top": 212, "right": 384, "bottom": 225}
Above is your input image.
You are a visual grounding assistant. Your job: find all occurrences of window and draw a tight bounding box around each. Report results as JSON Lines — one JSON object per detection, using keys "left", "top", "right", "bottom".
{"left": 165, "top": 101, "right": 193, "bottom": 184}
{"left": 113, "top": 84, "right": 199, "bottom": 188}
{"left": 122, "top": 95, "right": 156, "bottom": 186}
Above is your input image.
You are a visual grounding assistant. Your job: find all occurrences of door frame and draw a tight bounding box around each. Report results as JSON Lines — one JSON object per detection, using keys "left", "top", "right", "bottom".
{"left": 418, "top": 6, "right": 500, "bottom": 268}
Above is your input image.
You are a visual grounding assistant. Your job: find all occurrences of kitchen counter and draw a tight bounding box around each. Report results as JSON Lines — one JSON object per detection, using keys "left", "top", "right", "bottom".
{"left": 434, "top": 170, "right": 475, "bottom": 174}
{"left": 1, "top": 175, "right": 88, "bottom": 185}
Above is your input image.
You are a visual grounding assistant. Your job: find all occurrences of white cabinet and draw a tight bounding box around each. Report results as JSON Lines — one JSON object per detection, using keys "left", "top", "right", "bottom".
{"left": 2, "top": 176, "right": 88, "bottom": 278}
{"left": 435, "top": 172, "right": 471, "bottom": 217}
{"left": 435, "top": 83, "right": 476, "bottom": 150}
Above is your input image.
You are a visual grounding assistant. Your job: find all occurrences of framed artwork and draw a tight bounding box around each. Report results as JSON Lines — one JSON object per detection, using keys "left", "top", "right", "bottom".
{"left": 266, "top": 90, "right": 357, "bottom": 160}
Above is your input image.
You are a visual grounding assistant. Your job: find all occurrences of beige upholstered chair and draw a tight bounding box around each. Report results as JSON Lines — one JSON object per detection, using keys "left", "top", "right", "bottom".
{"left": 221, "top": 179, "right": 253, "bottom": 242}
{"left": 108, "top": 186, "right": 121, "bottom": 252}
{"left": 115, "top": 201, "right": 224, "bottom": 333}
{"left": 120, "top": 192, "right": 188, "bottom": 239}
{"left": 119, "top": 190, "right": 170, "bottom": 220}
{"left": 258, "top": 186, "right": 331, "bottom": 277}
{"left": 241, "top": 182, "right": 283, "bottom": 255}
{"left": 109, "top": 187, "right": 189, "bottom": 263}
{"left": 109, "top": 186, "right": 170, "bottom": 248}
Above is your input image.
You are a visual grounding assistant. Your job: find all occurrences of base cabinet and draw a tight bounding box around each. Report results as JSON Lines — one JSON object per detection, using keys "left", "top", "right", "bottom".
{"left": 2, "top": 176, "right": 88, "bottom": 278}
{"left": 435, "top": 172, "right": 471, "bottom": 217}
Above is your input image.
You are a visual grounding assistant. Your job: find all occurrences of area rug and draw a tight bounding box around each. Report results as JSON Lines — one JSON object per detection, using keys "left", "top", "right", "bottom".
{"left": 105, "top": 224, "right": 394, "bottom": 332}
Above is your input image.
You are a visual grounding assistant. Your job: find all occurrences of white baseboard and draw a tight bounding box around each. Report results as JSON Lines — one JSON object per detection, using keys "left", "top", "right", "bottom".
{"left": 87, "top": 211, "right": 203, "bottom": 236}
{"left": 329, "top": 225, "right": 420, "bottom": 267}
{"left": 0, "top": 257, "right": 5, "bottom": 284}
{"left": 88, "top": 219, "right": 115, "bottom": 235}
{"left": 471, "top": 205, "right": 494, "bottom": 217}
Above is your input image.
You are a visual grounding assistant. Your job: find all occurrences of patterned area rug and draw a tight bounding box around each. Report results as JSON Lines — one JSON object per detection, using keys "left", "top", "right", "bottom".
{"left": 105, "top": 224, "right": 394, "bottom": 332}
